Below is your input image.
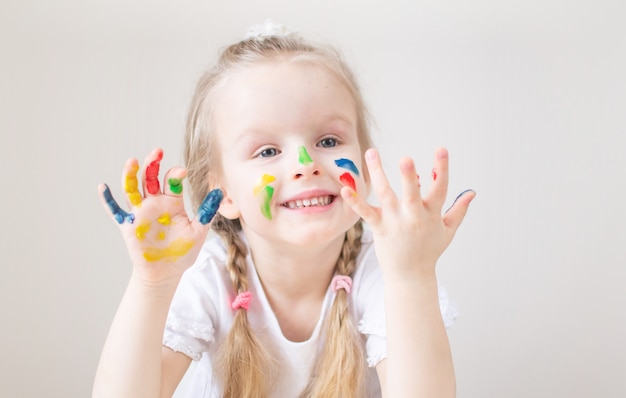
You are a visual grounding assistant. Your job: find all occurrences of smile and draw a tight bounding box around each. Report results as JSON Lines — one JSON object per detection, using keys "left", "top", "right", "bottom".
{"left": 282, "top": 195, "right": 335, "bottom": 209}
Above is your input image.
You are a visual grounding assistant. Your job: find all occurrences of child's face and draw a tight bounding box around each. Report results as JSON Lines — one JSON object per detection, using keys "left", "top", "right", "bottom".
{"left": 213, "top": 61, "right": 367, "bottom": 248}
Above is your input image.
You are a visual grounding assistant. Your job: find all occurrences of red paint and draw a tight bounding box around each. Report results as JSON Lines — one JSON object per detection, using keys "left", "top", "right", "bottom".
{"left": 339, "top": 172, "right": 356, "bottom": 192}
{"left": 146, "top": 151, "right": 163, "bottom": 194}
{"left": 432, "top": 169, "right": 438, "bottom": 181}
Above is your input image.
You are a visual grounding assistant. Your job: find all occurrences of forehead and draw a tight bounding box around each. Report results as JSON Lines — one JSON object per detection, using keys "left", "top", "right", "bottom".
{"left": 212, "top": 60, "right": 357, "bottom": 139}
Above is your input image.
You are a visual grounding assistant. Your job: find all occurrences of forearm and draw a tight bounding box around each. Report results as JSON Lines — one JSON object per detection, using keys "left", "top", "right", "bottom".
{"left": 383, "top": 269, "right": 455, "bottom": 398}
{"left": 93, "top": 273, "right": 180, "bottom": 398}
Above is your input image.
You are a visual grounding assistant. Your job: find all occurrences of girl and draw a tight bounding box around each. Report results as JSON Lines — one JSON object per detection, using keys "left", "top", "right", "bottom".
{"left": 93, "top": 23, "right": 475, "bottom": 398}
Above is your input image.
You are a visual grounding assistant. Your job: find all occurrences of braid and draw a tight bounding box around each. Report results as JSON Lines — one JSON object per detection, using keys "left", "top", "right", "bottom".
{"left": 301, "top": 221, "right": 366, "bottom": 398}
{"left": 212, "top": 214, "right": 275, "bottom": 398}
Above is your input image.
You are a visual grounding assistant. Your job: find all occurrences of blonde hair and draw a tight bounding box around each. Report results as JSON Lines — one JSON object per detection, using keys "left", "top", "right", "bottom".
{"left": 183, "top": 34, "right": 373, "bottom": 398}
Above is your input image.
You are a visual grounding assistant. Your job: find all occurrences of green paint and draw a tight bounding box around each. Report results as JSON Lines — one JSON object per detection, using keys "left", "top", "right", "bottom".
{"left": 261, "top": 185, "right": 274, "bottom": 220}
{"left": 298, "top": 146, "right": 313, "bottom": 165}
{"left": 168, "top": 178, "right": 183, "bottom": 194}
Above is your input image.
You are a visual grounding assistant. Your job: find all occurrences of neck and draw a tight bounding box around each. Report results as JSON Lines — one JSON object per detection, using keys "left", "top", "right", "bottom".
{"left": 243, "top": 229, "right": 346, "bottom": 300}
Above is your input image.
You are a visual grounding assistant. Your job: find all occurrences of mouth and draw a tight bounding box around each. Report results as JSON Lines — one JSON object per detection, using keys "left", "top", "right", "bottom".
{"left": 281, "top": 195, "right": 336, "bottom": 209}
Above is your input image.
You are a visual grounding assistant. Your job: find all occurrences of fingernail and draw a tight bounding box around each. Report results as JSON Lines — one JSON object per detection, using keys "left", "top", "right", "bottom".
{"left": 198, "top": 189, "right": 224, "bottom": 225}
{"left": 365, "top": 149, "right": 376, "bottom": 161}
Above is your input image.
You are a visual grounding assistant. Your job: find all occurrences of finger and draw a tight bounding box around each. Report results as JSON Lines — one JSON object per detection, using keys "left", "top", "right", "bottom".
{"left": 340, "top": 186, "right": 382, "bottom": 226}
{"left": 123, "top": 158, "right": 142, "bottom": 207}
{"left": 163, "top": 167, "right": 188, "bottom": 196}
{"left": 424, "top": 147, "right": 449, "bottom": 211}
{"left": 196, "top": 189, "right": 224, "bottom": 225}
{"left": 143, "top": 148, "right": 164, "bottom": 196}
{"left": 398, "top": 156, "right": 422, "bottom": 206}
{"left": 98, "top": 183, "right": 135, "bottom": 224}
{"left": 443, "top": 189, "right": 475, "bottom": 231}
{"left": 364, "top": 148, "right": 398, "bottom": 209}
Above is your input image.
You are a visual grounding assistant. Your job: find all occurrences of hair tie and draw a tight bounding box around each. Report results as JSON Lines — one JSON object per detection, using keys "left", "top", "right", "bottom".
{"left": 331, "top": 275, "right": 352, "bottom": 294}
{"left": 244, "top": 19, "right": 297, "bottom": 40}
{"left": 231, "top": 291, "right": 252, "bottom": 310}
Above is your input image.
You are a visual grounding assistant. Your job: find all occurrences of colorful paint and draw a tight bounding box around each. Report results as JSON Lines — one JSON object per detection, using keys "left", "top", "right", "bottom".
{"left": 432, "top": 169, "right": 438, "bottom": 181}
{"left": 135, "top": 222, "right": 151, "bottom": 240}
{"left": 157, "top": 213, "right": 171, "bottom": 226}
{"left": 260, "top": 185, "right": 274, "bottom": 220}
{"left": 157, "top": 231, "right": 166, "bottom": 240}
{"left": 102, "top": 184, "right": 135, "bottom": 224}
{"left": 124, "top": 163, "right": 142, "bottom": 206}
{"left": 168, "top": 178, "right": 183, "bottom": 194}
{"left": 339, "top": 172, "right": 356, "bottom": 192}
{"left": 145, "top": 151, "right": 163, "bottom": 195}
{"left": 143, "top": 238, "right": 195, "bottom": 262}
{"left": 298, "top": 146, "right": 313, "bottom": 165}
{"left": 198, "top": 189, "right": 224, "bottom": 225}
{"left": 253, "top": 174, "right": 276, "bottom": 195}
{"left": 334, "top": 158, "right": 360, "bottom": 176}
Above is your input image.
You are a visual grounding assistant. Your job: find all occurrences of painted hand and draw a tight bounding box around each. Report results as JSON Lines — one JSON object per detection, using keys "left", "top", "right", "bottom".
{"left": 98, "top": 148, "right": 223, "bottom": 283}
{"left": 341, "top": 148, "right": 474, "bottom": 279}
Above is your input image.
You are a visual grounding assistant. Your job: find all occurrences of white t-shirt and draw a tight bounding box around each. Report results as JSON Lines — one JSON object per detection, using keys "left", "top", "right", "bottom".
{"left": 163, "top": 229, "right": 457, "bottom": 397}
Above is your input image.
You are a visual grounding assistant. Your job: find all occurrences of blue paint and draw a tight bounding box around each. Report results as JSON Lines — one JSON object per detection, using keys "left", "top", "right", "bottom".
{"left": 445, "top": 189, "right": 474, "bottom": 214}
{"left": 198, "top": 189, "right": 224, "bottom": 225}
{"left": 334, "top": 158, "right": 360, "bottom": 176}
{"left": 103, "top": 184, "right": 135, "bottom": 224}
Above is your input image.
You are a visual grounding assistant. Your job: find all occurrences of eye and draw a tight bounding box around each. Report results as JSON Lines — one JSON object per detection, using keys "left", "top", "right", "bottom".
{"left": 318, "top": 137, "right": 338, "bottom": 148}
{"left": 257, "top": 147, "right": 279, "bottom": 158}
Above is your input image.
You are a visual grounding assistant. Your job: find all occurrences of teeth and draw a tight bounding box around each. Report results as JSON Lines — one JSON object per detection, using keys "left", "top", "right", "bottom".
{"left": 284, "top": 195, "right": 332, "bottom": 209}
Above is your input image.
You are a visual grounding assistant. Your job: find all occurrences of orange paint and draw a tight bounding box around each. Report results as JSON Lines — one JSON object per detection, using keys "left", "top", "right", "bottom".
{"left": 143, "top": 238, "right": 195, "bottom": 262}
{"left": 135, "top": 222, "right": 151, "bottom": 240}
{"left": 125, "top": 162, "right": 142, "bottom": 206}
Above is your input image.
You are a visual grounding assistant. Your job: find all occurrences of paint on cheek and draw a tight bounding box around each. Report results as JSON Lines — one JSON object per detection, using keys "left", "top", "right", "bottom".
{"left": 143, "top": 238, "right": 195, "bottom": 262}
{"left": 102, "top": 184, "right": 135, "bottom": 224}
{"left": 145, "top": 151, "right": 163, "bottom": 195}
{"left": 298, "top": 146, "right": 313, "bottom": 165}
{"left": 157, "top": 231, "right": 166, "bottom": 240}
{"left": 334, "top": 158, "right": 360, "bottom": 176}
{"left": 253, "top": 174, "right": 276, "bottom": 195}
{"left": 260, "top": 185, "right": 274, "bottom": 220}
{"left": 135, "top": 222, "right": 151, "bottom": 240}
{"left": 157, "top": 213, "right": 171, "bottom": 226}
{"left": 339, "top": 172, "right": 356, "bottom": 192}
{"left": 198, "top": 189, "right": 224, "bottom": 225}
{"left": 124, "top": 163, "right": 142, "bottom": 206}
{"left": 168, "top": 178, "right": 183, "bottom": 194}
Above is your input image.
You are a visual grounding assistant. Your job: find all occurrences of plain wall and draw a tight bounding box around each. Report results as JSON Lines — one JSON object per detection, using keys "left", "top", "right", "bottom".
{"left": 1, "top": 0, "right": 625, "bottom": 397}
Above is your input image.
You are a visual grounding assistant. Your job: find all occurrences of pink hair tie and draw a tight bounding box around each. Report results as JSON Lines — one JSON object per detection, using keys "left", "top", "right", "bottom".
{"left": 331, "top": 275, "right": 352, "bottom": 294}
{"left": 231, "top": 291, "right": 252, "bottom": 310}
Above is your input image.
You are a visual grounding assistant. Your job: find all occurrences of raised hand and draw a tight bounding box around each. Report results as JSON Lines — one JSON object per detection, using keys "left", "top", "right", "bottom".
{"left": 342, "top": 147, "right": 474, "bottom": 279}
{"left": 98, "top": 148, "right": 223, "bottom": 283}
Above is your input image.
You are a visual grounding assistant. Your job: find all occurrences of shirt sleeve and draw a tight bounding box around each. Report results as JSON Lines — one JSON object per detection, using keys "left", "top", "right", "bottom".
{"left": 163, "top": 253, "right": 219, "bottom": 361}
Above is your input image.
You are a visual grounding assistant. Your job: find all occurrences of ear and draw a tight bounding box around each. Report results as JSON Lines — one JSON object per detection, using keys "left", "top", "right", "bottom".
{"left": 216, "top": 188, "right": 241, "bottom": 220}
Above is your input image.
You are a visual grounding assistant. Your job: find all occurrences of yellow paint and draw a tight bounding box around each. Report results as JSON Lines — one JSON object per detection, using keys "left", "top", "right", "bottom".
{"left": 253, "top": 174, "right": 276, "bottom": 195}
{"left": 125, "top": 162, "right": 142, "bottom": 206}
{"left": 143, "top": 238, "right": 195, "bottom": 262}
{"left": 157, "top": 231, "right": 166, "bottom": 240}
{"left": 135, "top": 222, "right": 151, "bottom": 240}
{"left": 157, "top": 213, "right": 171, "bottom": 225}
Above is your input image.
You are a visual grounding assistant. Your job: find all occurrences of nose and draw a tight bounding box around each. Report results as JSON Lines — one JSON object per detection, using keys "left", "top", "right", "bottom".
{"left": 293, "top": 146, "right": 320, "bottom": 179}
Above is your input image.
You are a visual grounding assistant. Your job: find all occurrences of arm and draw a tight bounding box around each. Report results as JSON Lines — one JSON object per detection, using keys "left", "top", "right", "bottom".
{"left": 344, "top": 147, "right": 474, "bottom": 397}
{"left": 92, "top": 149, "right": 222, "bottom": 398}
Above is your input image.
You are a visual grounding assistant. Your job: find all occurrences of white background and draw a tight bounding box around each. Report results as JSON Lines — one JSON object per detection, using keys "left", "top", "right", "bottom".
{"left": 1, "top": 0, "right": 625, "bottom": 397}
